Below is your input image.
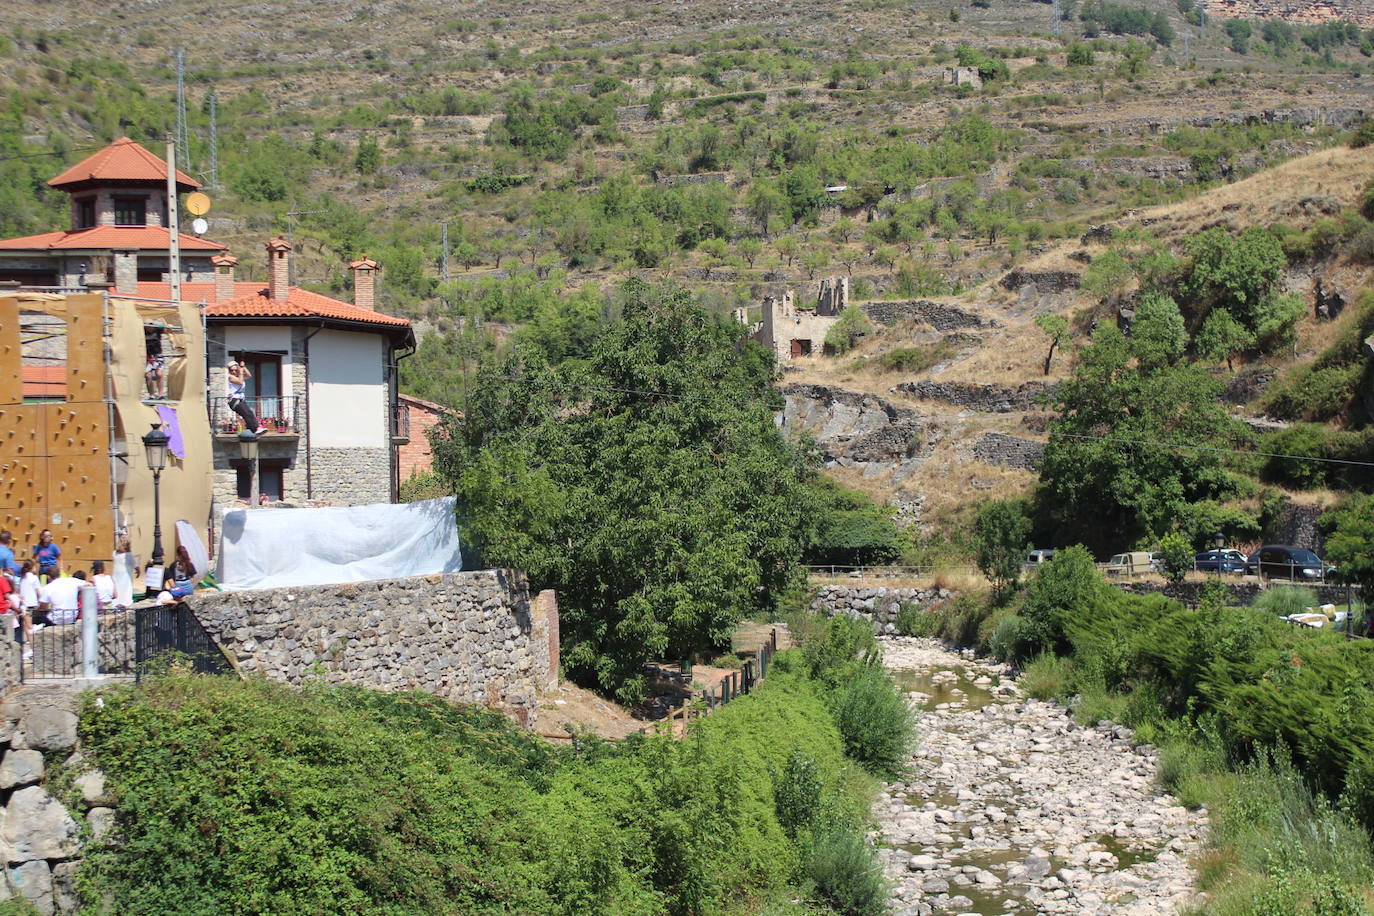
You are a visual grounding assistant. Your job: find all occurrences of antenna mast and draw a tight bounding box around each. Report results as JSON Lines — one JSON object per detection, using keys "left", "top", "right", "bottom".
{"left": 206, "top": 90, "right": 217, "bottom": 190}
{"left": 174, "top": 50, "right": 190, "bottom": 172}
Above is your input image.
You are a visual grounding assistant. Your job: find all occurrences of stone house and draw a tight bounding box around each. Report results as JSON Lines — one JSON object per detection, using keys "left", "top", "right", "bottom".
{"left": 735, "top": 277, "right": 850, "bottom": 363}
{"left": 0, "top": 139, "right": 416, "bottom": 512}
{"left": 178, "top": 240, "right": 415, "bottom": 508}
{"left": 0, "top": 137, "right": 222, "bottom": 291}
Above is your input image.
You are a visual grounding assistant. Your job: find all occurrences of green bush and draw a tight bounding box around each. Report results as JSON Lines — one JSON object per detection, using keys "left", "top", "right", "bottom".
{"left": 807, "top": 825, "right": 888, "bottom": 916}
{"left": 773, "top": 747, "right": 822, "bottom": 840}
{"left": 803, "top": 614, "right": 878, "bottom": 688}
{"left": 74, "top": 667, "right": 876, "bottom": 916}
{"left": 1251, "top": 585, "right": 1319, "bottom": 617}
{"left": 1020, "top": 652, "right": 1074, "bottom": 701}
{"left": 894, "top": 602, "right": 926, "bottom": 637}
{"left": 828, "top": 663, "right": 916, "bottom": 779}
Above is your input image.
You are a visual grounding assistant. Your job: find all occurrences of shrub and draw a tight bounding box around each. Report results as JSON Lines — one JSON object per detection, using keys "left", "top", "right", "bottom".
{"left": 807, "top": 825, "right": 888, "bottom": 916}
{"left": 828, "top": 663, "right": 916, "bottom": 778}
{"left": 894, "top": 602, "right": 926, "bottom": 637}
{"left": 1350, "top": 120, "right": 1374, "bottom": 148}
{"left": 873, "top": 343, "right": 953, "bottom": 373}
{"left": 1251, "top": 585, "right": 1319, "bottom": 617}
{"left": 1020, "top": 546, "right": 1103, "bottom": 656}
{"left": 824, "top": 306, "right": 872, "bottom": 355}
{"left": 1158, "top": 531, "right": 1194, "bottom": 584}
{"left": 1021, "top": 652, "right": 1074, "bottom": 700}
{"left": 773, "top": 747, "right": 822, "bottom": 839}
{"left": 803, "top": 614, "right": 878, "bottom": 688}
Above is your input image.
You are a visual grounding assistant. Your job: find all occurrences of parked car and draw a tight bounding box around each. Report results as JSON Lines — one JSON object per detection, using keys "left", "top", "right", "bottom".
{"left": 1246, "top": 545, "right": 1335, "bottom": 581}
{"left": 1023, "top": 549, "right": 1056, "bottom": 571}
{"left": 1193, "top": 548, "right": 1249, "bottom": 574}
{"left": 1105, "top": 551, "right": 1154, "bottom": 577}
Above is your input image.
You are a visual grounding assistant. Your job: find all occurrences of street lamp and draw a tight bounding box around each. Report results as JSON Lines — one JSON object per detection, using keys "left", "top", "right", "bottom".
{"left": 1213, "top": 532, "right": 1225, "bottom": 579}
{"left": 238, "top": 429, "right": 259, "bottom": 507}
{"left": 142, "top": 422, "right": 170, "bottom": 568}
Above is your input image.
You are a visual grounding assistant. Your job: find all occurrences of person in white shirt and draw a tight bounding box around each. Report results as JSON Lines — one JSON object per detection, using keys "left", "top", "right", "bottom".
{"left": 17, "top": 561, "right": 39, "bottom": 656}
{"left": 40, "top": 571, "right": 87, "bottom": 626}
{"left": 90, "top": 560, "right": 116, "bottom": 609}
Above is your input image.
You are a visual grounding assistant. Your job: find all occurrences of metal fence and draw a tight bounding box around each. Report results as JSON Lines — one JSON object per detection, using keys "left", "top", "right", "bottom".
{"left": 22, "top": 604, "right": 134, "bottom": 682}
{"left": 210, "top": 395, "right": 302, "bottom": 435}
{"left": 134, "top": 603, "right": 234, "bottom": 680}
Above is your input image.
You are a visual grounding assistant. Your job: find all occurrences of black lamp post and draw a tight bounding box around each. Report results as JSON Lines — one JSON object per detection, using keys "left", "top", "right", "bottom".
{"left": 142, "top": 422, "right": 170, "bottom": 567}
{"left": 238, "top": 429, "right": 259, "bottom": 506}
{"left": 1214, "top": 532, "right": 1225, "bottom": 579}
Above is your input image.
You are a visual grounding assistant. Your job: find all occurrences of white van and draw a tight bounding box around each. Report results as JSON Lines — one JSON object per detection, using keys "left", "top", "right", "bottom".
{"left": 1105, "top": 551, "right": 1153, "bottom": 577}
{"left": 1024, "top": 549, "right": 1056, "bottom": 571}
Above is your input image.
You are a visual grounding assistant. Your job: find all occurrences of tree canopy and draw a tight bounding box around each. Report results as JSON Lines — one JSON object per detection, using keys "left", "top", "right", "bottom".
{"left": 1037, "top": 323, "right": 1249, "bottom": 553}
{"left": 433, "top": 281, "right": 818, "bottom": 700}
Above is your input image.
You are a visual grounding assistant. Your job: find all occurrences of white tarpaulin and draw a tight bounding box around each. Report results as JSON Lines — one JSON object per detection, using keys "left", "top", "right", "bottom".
{"left": 216, "top": 497, "right": 462, "bottom": 591}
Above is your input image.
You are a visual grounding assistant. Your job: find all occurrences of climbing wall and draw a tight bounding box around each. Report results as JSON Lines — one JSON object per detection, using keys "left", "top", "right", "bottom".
{"left": 0, "top": 294, "right": 113, "bottom": 569}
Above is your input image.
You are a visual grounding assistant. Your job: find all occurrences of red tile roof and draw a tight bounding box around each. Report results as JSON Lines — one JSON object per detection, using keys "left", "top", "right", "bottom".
{"left": 0, "top": 226, "right": 225, "bottom": 252}
{"left": 48, "top": 137, "right": 200, "bottom": 189}
{"left": 21, "top": 366, "right": 65, "bottom": 399}
{"left": 130, "top": 280, "right": 413, "bottom": 334}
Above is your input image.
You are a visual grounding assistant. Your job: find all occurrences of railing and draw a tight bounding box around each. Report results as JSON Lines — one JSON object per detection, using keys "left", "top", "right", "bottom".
{"left": 806, "top": 564, "right": 977, "bottom": 578}
{"left": 210, "top": 395, "right": 301, "bottom": 435}
{"left": 22, "top": 605, "right": 134, "bottom": 682}
{"left": 640, "top": 628, "right": 780, "bottom": 734}
{"left": 392, "top": 402, "right": 411, "bottom": 440}
{"left": 134, "top": 603, "right": 234, "bottom": 680}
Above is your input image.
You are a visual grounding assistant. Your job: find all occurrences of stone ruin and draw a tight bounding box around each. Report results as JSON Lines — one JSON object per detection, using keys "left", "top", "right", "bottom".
{"left": 741, "top": 278, "right": 851, "bottom": 363}
{"left": 942, "top": 66, "right": 983, "bottom": 90}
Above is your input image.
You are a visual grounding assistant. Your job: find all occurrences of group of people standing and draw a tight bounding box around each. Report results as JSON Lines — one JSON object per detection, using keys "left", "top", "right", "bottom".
{"left": 0, "top": 529, "right": 144, "bottom": 660}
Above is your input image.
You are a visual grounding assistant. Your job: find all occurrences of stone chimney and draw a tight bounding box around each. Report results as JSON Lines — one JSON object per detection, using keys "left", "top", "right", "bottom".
{"left": 349, "top": 255, "right": 379, "bottom": 311}
{"left": 211, "top": 253, "right": 238, "bottom": 303}
{"left": 264, "top": 235, "right": 292, "bottom": 302}
{"left": 112, "top": 249, "right": 138, "bottom": 296}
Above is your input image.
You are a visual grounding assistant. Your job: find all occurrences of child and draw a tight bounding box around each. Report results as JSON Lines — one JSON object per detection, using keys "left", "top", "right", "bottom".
{"left": 90, "top": 560, "right": 116, "bottom": 610}
{"left": 17, "top": 560, "right": 38, "bottom": 658}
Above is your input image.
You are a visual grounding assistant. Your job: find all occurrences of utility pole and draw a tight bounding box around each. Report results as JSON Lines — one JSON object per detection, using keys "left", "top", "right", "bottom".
{"left": 440, "top": 220, "right": 451, "bottom": 295}
{"left": 166, "top": 135, "right": 182, "bottom": 303}
{"left": 174, "top": 50, "right": 190, "bottom": 172}
{"left": 207, "top": 90, "right": 218, "bottom": 189}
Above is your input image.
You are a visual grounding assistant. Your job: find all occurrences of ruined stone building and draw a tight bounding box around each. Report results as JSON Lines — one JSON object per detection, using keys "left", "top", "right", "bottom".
{"left": 734, "top": 277, "right": 850, "bottom": 363}
{"left": 942, "top": 66, "right": 983, "bottom": 90}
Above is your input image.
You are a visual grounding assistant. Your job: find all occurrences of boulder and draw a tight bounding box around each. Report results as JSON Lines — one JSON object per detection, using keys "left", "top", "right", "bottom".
{"left": 8, "top": 860, "right": 53, "bottom": 915}
{"left": 0, "top": 750, "right": 45, "bottom": 789}
{"left": 2, "top": 787, "right": 81, "bottom": 861}
{"left": 75, "top": 770, "right": 110, "bottom": 808}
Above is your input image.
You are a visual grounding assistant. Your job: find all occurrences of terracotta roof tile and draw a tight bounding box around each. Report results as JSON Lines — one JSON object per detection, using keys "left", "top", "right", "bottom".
{"left": 130, "top": 281, "right": 413, "bottom": 333}
{"left": 21, "top": 365, "right": 65, "bottom": 399}
{"left": 48, "top": 137, "right": 199, "bottom": 189}
{"left": 0, "top": 226, "right": 225, "bottom": 252}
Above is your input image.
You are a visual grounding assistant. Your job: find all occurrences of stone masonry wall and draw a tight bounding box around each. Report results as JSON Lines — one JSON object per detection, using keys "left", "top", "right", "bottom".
{"left": 190, "top": 570, "right": 556, "bottom": 726}
{"left": 811, "top": 585, "right": 958, "bottom": 635}
{"left": 860, "top": 299, "right": 997, "bottom": 330}
{"left": 309, "top": 447, "right": 391, "bottom": 505}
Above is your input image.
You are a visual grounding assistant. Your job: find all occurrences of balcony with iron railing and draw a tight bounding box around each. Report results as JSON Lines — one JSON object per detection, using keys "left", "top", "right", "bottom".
{"left": 391, "top": 402, "right": 410, "bottom": 443}
{"left": 210, "top": 395, "right": 302, "bottom": 438}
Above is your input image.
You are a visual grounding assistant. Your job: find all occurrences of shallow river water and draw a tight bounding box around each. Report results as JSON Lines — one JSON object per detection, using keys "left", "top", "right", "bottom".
{"left": 874, "top": 637, "right": 1204, "bottom": 916}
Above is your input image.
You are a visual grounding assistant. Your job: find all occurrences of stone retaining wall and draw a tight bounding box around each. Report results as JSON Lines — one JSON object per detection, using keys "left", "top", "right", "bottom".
{"left": 0, "top": 687, "right": 110, "bottom": 914}
{"left": 897, "top": 380, "right": 1057, "bottom": 413}
{"left": 811, "top": 585, "right": 958, "bottom": 634}
{"left": 190, "top": 570, "right": 558, "bottom": 727}
{"left": 860, "top": 299, "right": 997, "bottom": 331}
{"left": 972, "top": 432, "right": 1044, "bottom": 470}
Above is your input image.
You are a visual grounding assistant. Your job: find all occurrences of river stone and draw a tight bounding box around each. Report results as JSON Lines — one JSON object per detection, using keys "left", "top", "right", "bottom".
{"left": 87, "top": 806, "right": 115, "bottom": 842}
{"left": 0, "top": 750, "right": 45, "bottom": 789}
{"left": 8, "top": 860, "right": 53, "bottom": 915}
{"left": 2, "top": 787, "right": 80, "bottom": 861}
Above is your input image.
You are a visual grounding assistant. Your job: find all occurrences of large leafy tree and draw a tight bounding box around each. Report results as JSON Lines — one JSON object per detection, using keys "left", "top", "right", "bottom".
{"left": 434, "top": 282, "right": 818, "bottom": 700}
{"left": 1037, "top": 323, "right": 1249, "bottom": 553}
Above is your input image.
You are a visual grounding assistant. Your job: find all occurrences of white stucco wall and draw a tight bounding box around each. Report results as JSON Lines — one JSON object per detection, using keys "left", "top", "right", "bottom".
{"left": 308, "top": 329, "right": 387, "bottom": 448}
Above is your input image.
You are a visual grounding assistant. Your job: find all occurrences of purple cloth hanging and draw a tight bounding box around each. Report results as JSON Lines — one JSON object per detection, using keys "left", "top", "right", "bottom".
{"left": 155, "top": 405, "right": 186, "bottom": 459}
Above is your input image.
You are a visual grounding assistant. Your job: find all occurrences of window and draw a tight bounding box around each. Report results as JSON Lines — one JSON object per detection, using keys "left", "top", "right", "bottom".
{"left": 237, "top": 461, "right": 285, "bottom": 503}
{"left": 113, "top": 197, "right": 146, "bottom": 226}
{"left": 75, "top": 198, "right": 95, "bottom": 229}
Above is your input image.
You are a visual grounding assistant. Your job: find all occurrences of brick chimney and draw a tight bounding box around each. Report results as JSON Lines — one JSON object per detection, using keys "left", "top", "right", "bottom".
{"left": 349, "top": 255, "right": 379, "bottom": 311}
{"left": 265, "top": 235, "right": 292, "bottom": 302}
{"left": 211, "top": 253, "right": 238, "bottom": 303}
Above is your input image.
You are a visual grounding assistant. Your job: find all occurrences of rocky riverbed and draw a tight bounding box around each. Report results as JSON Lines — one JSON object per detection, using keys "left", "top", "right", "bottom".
{"left": 874, "top": 638, "right": 1204, "bottom": 915}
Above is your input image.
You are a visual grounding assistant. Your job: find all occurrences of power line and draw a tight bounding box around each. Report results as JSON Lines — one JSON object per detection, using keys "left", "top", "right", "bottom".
{"left": 0, "top": 145, "right": 107, "bottom": 164}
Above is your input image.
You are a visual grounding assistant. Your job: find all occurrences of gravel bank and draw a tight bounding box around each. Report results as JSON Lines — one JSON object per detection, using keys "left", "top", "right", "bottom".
{"left": 875, "top": 637, "right": 1205, "bottom": 915}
